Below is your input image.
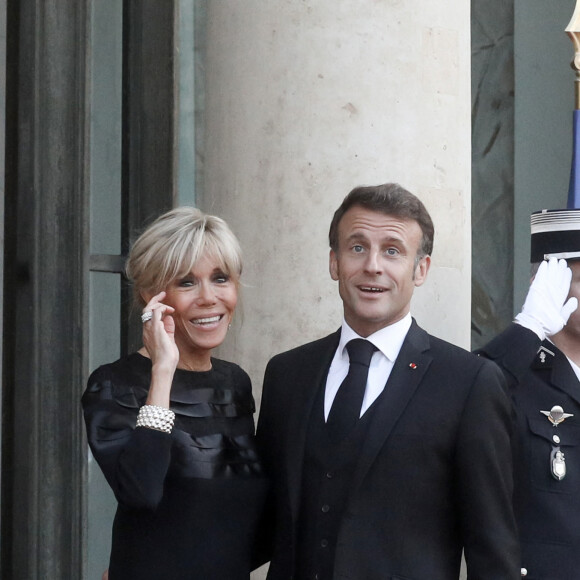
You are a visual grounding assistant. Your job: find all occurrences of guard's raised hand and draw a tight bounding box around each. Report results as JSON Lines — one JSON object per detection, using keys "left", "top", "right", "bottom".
{"left": 515, "top": 258, "right": 578, "bottom": 339}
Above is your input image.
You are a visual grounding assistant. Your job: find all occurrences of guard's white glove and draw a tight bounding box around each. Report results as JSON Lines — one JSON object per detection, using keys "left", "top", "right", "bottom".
{"left": 515, "top": 258, "right": 578, "bottom": 340}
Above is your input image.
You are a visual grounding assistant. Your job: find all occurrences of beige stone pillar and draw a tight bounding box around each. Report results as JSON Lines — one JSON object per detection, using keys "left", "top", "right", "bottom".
{"left": 202, "top": 0, "right": 471, "bottom": 397}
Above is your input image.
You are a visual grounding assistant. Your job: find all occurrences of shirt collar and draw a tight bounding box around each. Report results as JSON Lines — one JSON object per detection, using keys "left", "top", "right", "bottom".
{"left": 339, "top": 313, "right": 412, "bottom": 363}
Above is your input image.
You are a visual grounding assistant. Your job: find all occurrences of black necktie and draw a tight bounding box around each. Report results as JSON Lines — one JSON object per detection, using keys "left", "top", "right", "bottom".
{"left": 327, "top": 338, "right": 377, "bottom": 441}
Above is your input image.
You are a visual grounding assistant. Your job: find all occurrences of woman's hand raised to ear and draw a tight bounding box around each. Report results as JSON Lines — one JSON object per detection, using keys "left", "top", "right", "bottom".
{"left": 141, "top": 291, "right": 178, "bottom": 408}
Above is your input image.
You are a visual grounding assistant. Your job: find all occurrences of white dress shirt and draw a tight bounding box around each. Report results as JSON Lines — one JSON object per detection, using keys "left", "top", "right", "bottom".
{"left": 324, "top": 313, "right": 413, "bottom": 421}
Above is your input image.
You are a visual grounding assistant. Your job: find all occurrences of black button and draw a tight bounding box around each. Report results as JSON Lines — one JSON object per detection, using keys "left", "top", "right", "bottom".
{"left": 321, "top": 539, "right": 328, "bottom": 548}
{"left": 321, "top": 504, "right": 330, "bottom": 513}
{"left": 326, "top": 471, "right": 334, "bottom": 479}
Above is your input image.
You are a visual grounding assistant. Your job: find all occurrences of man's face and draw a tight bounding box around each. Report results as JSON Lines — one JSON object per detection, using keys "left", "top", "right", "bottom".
{"left": 561, "top": 260, "right": 580, "bottom": 340}
{"left": 329, "top": 205, "right": 430, "bottom": 337}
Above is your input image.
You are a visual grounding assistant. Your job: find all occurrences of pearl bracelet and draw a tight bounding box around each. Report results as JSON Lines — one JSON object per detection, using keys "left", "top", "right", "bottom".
{"left": 136, "top": 404, "right": 175, "bottom": 434}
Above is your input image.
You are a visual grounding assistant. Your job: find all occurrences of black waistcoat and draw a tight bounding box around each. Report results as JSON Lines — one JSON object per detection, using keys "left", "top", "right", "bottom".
{"left": 295, "top": 382, "right": 380, "bottom": 580}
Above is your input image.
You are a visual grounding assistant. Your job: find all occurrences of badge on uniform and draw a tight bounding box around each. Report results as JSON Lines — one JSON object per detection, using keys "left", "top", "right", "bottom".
{"left": 540, "top": 405, "right": 574, "bottom": 425}
{"left": 540, "top": 405, "right": 574, "bottom": 481}
{"left": 536, "top": 345, "right": 555, "bottom": 365}
{"left": 550, "top": 448, "right": 566, "bottom": 481}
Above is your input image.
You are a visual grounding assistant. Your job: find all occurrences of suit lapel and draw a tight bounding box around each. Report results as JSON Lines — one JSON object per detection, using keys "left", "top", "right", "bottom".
{"left": 350, "top": 321, "right": 432, "bottom": 494}
{"left": 286, "top": 330, "right": 340, "bottom": 519}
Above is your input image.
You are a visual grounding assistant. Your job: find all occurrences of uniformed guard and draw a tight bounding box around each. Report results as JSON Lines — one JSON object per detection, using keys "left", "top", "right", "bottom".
{"left": 478, "top": 209, "right": 580, "bottom": 579}
{"left": 479, "top": 3, "right": 580, "bottom": 577}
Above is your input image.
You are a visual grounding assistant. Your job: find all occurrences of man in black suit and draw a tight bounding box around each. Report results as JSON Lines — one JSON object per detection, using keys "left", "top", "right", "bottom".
{"left": 256, "top": 183, "right": 520, "bottom": 579}
{"left": 478, "top": 209, "right": 580, "bottom": 579}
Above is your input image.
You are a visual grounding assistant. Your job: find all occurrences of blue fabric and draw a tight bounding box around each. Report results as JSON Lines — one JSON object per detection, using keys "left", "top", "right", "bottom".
{"left": 568, "top": 109, "right": 580, "bottom": 209}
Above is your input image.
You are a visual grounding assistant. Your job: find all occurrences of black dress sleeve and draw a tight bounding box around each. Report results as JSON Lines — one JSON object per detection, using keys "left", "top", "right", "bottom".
{"left": 82, "top": 364, "right": 173, "bottom": 511}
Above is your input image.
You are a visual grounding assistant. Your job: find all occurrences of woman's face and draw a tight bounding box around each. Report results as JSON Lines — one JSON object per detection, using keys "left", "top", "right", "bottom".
{"left": 163, "top": 252, "right": 238, "bottom": 358}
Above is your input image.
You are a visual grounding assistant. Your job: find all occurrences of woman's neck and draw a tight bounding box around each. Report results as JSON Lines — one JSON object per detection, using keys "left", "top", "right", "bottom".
{"left": 177, "top": 356, "right": 212, "bottom": 372}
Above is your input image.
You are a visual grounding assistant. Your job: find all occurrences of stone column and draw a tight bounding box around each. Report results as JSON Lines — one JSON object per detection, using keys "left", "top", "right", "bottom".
{"left": 202, "top": 1, "right": 471, "bottom": 398}
{"left": 3, "top": 1, "right": 89, "bottom": 577}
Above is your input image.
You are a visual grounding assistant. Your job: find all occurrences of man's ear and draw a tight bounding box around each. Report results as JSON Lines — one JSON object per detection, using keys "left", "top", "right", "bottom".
{"left": 329, "top": 249, "right": 339, "bottom": 281}
{"left": 413, "top": 255, "right": 431, "bottom": 287}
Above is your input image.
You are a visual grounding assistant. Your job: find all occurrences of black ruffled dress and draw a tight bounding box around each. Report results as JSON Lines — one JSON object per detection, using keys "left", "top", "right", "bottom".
{"left": 82, "top": 353, "right": 268, "bottom": 580}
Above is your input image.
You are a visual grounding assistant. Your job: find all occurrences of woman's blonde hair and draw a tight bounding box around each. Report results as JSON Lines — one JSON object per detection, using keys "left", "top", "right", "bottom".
{"left": 126, "top": 207, "right": 242, "bottom": 307}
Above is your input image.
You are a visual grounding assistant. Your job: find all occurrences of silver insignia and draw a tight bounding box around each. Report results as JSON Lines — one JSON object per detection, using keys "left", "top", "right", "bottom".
{"left": 540, "top": 405, "right": 574, "bottom": 426}
{"left": 551, "top": 447, "right": 566, "bottom": 481}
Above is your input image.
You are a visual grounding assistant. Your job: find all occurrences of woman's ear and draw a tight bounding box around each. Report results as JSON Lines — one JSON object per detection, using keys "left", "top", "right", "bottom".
{"left": 140, "top": 290, "right": 154, "bottom": 305}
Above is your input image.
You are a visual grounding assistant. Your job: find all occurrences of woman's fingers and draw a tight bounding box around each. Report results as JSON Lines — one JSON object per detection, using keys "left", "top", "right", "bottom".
{"left": 142, "top": 292, "right": 175, "bottom": 324}
{"left": 148, "top": 303, "right": 175, "bottom": 322}
{"left": 141, "top": 292, "right": 178, "bottom": 368}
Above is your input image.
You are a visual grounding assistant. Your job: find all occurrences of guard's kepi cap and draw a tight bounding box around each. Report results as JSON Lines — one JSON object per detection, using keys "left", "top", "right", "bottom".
{"left": 530, "top": 208, "right": 580, "bottom": 262}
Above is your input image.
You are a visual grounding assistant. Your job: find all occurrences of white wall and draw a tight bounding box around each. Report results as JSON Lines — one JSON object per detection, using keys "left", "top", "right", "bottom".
{"left": 202, "top": 0, "right": 471, "bottom": 394}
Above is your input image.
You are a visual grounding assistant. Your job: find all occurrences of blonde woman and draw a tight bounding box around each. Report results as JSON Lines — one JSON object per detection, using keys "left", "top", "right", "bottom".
{"left": 83, "top": 208, "right": 267, "bottom": 579}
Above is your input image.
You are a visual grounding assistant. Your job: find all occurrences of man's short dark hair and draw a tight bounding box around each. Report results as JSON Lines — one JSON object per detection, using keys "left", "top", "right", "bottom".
{"left": 328, "top": 183, "right": 435, "bottom": 256}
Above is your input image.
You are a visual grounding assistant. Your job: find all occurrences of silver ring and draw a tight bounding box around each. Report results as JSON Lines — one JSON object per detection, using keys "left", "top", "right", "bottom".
{"left": 141, "top": 311, "right": 153, "bottom": 323}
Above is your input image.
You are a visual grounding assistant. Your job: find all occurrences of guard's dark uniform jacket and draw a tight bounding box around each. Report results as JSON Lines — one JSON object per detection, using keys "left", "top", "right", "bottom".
{"left": 479, "top": 323, "right": 580, "bottom": 579}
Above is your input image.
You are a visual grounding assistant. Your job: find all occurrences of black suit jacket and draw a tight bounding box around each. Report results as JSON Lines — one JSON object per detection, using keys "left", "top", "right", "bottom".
{"left": 256, "top": 320, "right": 520, "bottom": 580}
{"left": 478, "top": 323, "right": 580, "bottom": 579}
